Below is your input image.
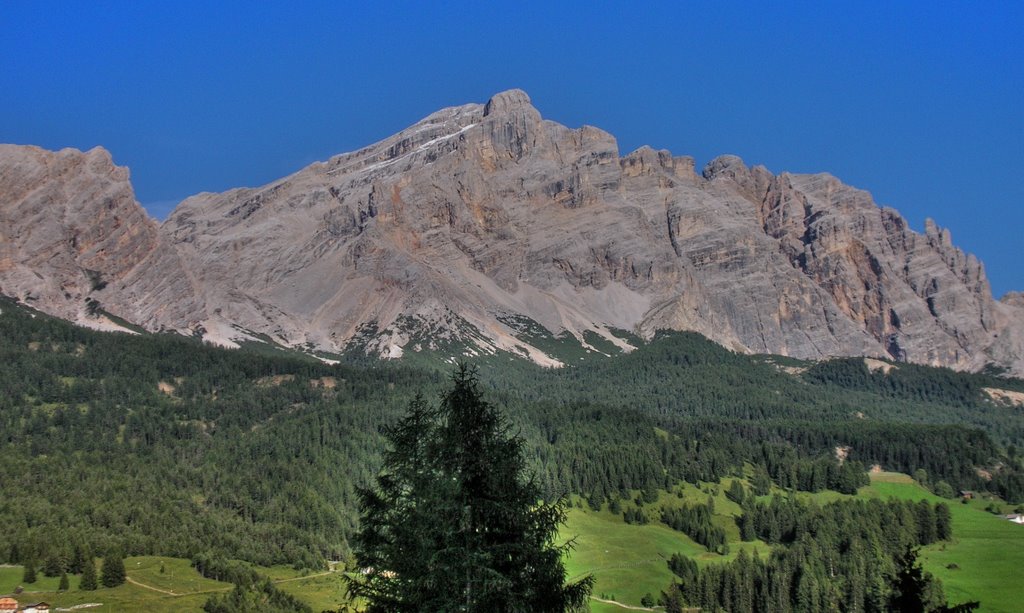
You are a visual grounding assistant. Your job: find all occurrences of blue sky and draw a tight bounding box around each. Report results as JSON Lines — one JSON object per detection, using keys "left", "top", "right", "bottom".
{"left": 2, "top": 1, "right": 1021, "bottom": 295}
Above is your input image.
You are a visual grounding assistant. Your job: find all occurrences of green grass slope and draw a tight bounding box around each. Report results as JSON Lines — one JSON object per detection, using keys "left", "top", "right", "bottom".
{"left": 0, "top": 557, "right": 228, "bottom": 612}
{"left": 562, "top": 474, "right": 1024, "bottom": 612}
{"left": 561, "top": 482, "right": 773, "bottom": 608}
{"left": 859, "top": 474, "right": 1024, "bottom": 613}
{"left": 0, "top": 556, "right": 351, "bottom": 612}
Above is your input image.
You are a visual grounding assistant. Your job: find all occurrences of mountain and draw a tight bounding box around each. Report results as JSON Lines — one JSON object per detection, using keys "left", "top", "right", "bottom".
{"left": 2, "top": 90, "right": 1022, "bottom": 373}
{"left": 0, "top": 144, "right": 205, "bottom": 332}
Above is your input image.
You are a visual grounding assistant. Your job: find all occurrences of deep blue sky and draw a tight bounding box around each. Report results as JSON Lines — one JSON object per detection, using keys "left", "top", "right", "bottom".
{"left": 2, "top": 2, "right": 1021, "bottom": 295}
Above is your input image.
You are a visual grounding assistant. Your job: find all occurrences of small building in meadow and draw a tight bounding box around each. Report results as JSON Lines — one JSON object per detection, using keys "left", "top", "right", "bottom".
{"left": 22, "top": 604, "right": 50, "bottom": 613}
{"left": 0, "top": 598, "right": 17, "bottom": 613}
{"left": 1003, "top": 513, "right": 1024, "bottom": 525}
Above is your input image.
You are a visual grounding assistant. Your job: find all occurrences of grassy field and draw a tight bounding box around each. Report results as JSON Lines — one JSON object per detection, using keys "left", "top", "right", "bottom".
{"left": 0, "top": 556, "right": 351, "bottom": 612}
{"left": 0, "top": 557, "right": 228, "bottom": 612}
{"left": 274, "top": 569, "right": 352, "bottom": 612}
{"left": 562, "top": 473, "right": 1024, "bottom": 612}
{"left": 858, "top": 473, "right": 1024, "bottom": 613}
{"left": 561, "top": 480, "right": 773, "bottom": 609}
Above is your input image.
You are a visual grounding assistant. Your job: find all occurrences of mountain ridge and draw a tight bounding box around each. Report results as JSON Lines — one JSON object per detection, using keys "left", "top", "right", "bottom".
{"left": 2, "top": 90, "right": 1022, "bottom": 374}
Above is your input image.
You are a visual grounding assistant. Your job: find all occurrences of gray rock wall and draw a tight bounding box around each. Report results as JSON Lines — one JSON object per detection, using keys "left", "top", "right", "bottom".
{"left": 2, "top": 90, "right": 1020, "bottom": 373}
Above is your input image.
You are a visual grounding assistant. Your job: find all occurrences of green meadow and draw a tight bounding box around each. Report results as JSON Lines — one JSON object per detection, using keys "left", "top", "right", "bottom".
{"left": 860, "top": 473, "right": 1024, "bottom": 613}
{"left": 562, "top": 479, "right": 774, "bottom": 609}
{"left": 0, "top": 556, "right": 350, "bottom": 612}
{"left": 562, "top": 473, "right": 1024, "bottom": 612}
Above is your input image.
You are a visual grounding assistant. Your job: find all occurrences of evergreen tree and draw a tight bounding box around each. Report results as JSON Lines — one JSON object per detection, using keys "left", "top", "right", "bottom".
{"left": 888, "top": 547, "right": 945, "bottom": 613}
{"left": 738, "top": 500, "right": 757, "bottom": 542}
{"left": 101, "top": 550, "right": 126, "bottom": 588}
{"left": 59, "top": 571, "right": 69, "bottom": 591}
{"left": 348, "top": 366, "right": 593, "bottom": 612}
{"left": 80, "top": 555, "right": 98, "bottom": 590}
{"left": 640, "top": 481, "right": 659, "bottom": 504}
{"left": 68, "top": 544, "right": 86, "bottom": 574}
{"left": 659, "top": 582, "right": 685, "bottom": 613}
{"left": 202, "top": 577, "right": 312, "bottom": 613}
{"left": 347, "top": 395, "right": 444, "bottom": 610}
{"left": 916, "top": 500, "right": 938, "bottom": 545}
{"left": 752, "top": 468, "right": 772, "bottom": 496}
{"left": 22, "top": 558, "right": 37, "bottom": 584}
{"left": 667, "top": 553, "right": 698, "bottom": 604}
{"left": 43, "top": 552, "right": 65, "bottom": 577}
{"left": 726, "top": 479, "right": 746, "bottom": 504}
{"left": 936, "top": 503, "right": 953, "bottom": 541}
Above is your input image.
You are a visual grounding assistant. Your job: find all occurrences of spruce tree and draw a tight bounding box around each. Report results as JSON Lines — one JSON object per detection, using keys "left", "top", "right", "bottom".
{"left": 660, "top": 583, "right": 686, "bottom": 613}
{"left": 68, "top": 544, "right": 86, "bottom": 574}
{"left": 80, "top": 555, "right": 98, "bottom": 590}
{"left": 43, "top": 552, "right": 65, "bottom": 577}
{"left": 935, "top": 503, "right": 953, "bottom": 541}
{"left": 726, "top": 479, "right": 746, "bottom": 505}
{"left": 100, "top": 550, "right": 126, "bottom": 588}
{"left": 349, "top": 365, "right": 593, "bottom": 612}
{"left": 22, "top": 558, "right": 37, "bottom": 584}
{"left": 349, "top": 395, "right": 445, "bottom": 610}
{"left": 889, "top": 547, "right": 932, "bottom": 613}
{"left": 59, "top": 571, "right": 69, "bottom": 591}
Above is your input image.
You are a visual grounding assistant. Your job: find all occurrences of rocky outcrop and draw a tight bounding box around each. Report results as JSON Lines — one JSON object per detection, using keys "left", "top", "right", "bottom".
{"left": 0, "top": 144, "right": 204, "bottom": 332}
{"left": 2, "top": 91, "right": 1021, "bottom": 373}
{"left": 736, "top": 169, "right": 999, "bottom": 371}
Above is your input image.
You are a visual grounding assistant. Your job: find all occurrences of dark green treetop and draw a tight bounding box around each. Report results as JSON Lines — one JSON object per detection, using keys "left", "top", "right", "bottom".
{"left": 349, "top": 365, "right": 593, "bottom": 612}
{"left": 100, "top": 550, "right": 126, "bottom": 588}
{"left": 80, "top": 554, "right": 98, "bottom": 591}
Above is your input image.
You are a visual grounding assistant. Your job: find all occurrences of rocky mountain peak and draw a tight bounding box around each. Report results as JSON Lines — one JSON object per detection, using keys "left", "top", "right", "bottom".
{"left": 82, "top": 144, "right": 118, "bottom": 168}
{"left": 483, "top": 88, "right": 533, "bottom": 117}
{"left": 2, "top": 91, "right": 1021, "bottom": 374}
{"left": 702, "top": 154, "right": 747, "bottom": 179}
{"left": 925, "top": 217, "right": 953, "bottom": 247}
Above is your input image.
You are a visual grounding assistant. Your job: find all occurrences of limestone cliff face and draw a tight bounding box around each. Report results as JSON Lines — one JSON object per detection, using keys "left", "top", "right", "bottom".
{"left": 2, "top": 91, "right": 1021, "bottom": 373}
{"left": 729, "top": 165, "right": 1000, "bottom": 371}
{"left": 0, "top": 144, "right": 203, "bottom": 331}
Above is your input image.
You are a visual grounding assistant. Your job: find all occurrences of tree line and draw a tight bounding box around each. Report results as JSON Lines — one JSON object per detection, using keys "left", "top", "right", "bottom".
{"left": 661, "top": 498, "right": 973, "bottom": 613}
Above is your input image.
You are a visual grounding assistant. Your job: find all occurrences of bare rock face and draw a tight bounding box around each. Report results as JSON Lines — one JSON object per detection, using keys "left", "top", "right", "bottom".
{"left": 0, "top": 145, "right": 203, "bottom": 331}
{"left": 2, "top": 91, "right": 1022, "bottom": 374}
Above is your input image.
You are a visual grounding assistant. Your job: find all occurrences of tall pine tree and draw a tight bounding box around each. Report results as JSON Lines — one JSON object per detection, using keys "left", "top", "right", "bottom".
{"left": 80, "top": 554, "right": 98, "bottom": 590}
{"left": 349, "top": 366, "right": 593, "bottom": 612}
{"left": 22, "top": 558, "right": 36, "bottom": 584}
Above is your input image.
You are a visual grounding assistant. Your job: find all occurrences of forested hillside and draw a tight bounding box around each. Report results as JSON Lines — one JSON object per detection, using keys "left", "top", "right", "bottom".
{"left": 1, "top": 295, "right": 1022, "bottom": 573}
